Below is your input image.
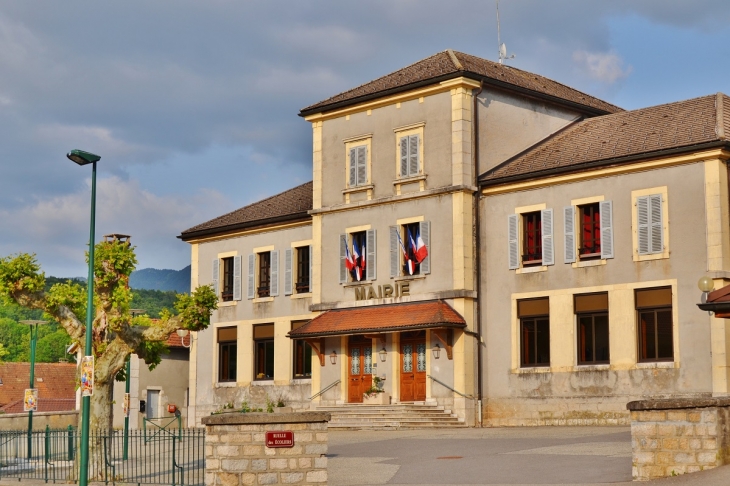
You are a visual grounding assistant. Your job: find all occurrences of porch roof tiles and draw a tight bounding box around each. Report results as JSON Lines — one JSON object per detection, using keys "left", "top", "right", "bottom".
{"left": 288, "top": 300, "right": 466, "bottom": 338}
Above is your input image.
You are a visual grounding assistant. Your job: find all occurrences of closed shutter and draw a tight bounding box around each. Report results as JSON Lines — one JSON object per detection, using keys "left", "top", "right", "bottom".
{"left": 212, "top": 259, "right": 220, "bottom": 298}
{"left": 408, "top": 134, "right": 419, "bottom": 176}
{"left": 247, "top": 254, "right": 255, "bottom": 299}
{"left": 233, "top": 255, "right": 242, "bottom": 301}
{"left": 563, "top": 206, "right": 575, "bottom": 264}
{"left": 284, "top": 249, "right": 293, "bottom": 296}
{"left": 270, "top": 250, "right": 279, "bottom": 296}
{"left": 349, "top": 148, "right": 356, "bottom": 187}
{"left": 649, "top": 194, "right": 663, "bottom": 253}
{"left": 541, "top": 209, "right": 554, "bottom": 266}
{"left": 356, "top": 146, "right": 367, "bottom": 186}
{"left": 366, "top": 229, "right": 376, "bottom": 281}
{"left": 637, "top": 196, "right": 650, "bottom": 255}
{"left": 508, "top": 214, "right": 519, "bottom": 270}
{"left": 308, "top": 245, "right": 313, "bottom": 291}
{"left": 390, "top": 226, "right": 399, "bottom": 277}
{"left": 599, "top": 200, "right": 614, "bottom": 259}
{"left": 419, "top": 220, "right": 431, "bottom": 274}
{"left": 339, "top": 234, "right": 347, "bottom": 283}
{"left": 400, "top": 137, "right": 408, "bottom": 177}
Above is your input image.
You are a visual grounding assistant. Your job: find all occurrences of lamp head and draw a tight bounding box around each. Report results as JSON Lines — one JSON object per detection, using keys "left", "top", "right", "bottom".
{"left": 698, "top": 276, "right": 715, "bottom": 293}
{"left": 176, "top": 329, "right": 189, "bottom": 338}
{"left": 67, "top": 149, "right": 101, "bottom": 166}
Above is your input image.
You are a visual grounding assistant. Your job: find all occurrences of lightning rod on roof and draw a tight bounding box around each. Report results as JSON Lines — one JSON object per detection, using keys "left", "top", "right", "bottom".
{"left": 496, "top": 0, "right": 516, "bottom": 64}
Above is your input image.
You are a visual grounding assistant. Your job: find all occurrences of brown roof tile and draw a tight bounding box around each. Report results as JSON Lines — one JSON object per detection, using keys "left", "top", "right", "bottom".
{"left": 288, "top": 301, "right": 465, "bottom": 338}
{"left": 0, "top": 363, "right": 76, "bottom": 407}
{"left": 1, "top": 398, "right": 76, "bottom": 414}
{"left": 300, "top": 50, "right": 622, "bottom": 116}
{"left": 481, "top": 94, "right": 730, "bottom": 184}
{"left": 179, "top": 181, "right": 313, "bottom": 240}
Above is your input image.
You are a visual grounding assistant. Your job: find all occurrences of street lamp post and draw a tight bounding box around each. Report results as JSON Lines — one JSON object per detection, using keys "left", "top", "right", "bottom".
{"left": 19, "top": 320, "right": 48, "bottom": 459}
{"left": 67, "top": 149, "right": 101, "bottom": 486}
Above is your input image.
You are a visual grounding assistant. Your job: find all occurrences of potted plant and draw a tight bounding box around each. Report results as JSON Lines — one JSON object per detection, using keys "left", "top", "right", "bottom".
{"left": 363, "top": 376, "right": 390, "bottom": 405}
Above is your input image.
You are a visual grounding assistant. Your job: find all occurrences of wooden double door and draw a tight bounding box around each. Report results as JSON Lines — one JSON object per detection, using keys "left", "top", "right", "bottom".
{"left": 347, "top": 336, "right": 373, "bottom": 403}
{"left": 400, "top": 332, "right": 426, "bottom": 402}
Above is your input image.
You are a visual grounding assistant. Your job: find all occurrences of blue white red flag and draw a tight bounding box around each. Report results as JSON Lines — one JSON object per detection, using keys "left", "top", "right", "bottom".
{"left": 343, "top": 237, "right": 356, "bottom": 272}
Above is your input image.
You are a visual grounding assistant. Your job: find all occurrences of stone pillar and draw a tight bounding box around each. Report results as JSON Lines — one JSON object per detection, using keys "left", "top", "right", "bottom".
{"left": 203, "top": 411, "right": 330, "bottom": 485}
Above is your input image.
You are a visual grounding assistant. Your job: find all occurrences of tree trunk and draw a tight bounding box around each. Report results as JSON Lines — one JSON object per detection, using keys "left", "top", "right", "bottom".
{"left": 78, "top": 379, "right": 114, "bottom": 480}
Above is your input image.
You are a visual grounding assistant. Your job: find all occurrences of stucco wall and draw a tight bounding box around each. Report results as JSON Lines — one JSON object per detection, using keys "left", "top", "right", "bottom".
{"left": 0, "top": 410, "right": 78, "bottom": 431}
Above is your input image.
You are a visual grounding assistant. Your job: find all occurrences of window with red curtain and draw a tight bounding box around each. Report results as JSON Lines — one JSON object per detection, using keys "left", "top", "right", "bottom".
{"left": 522, "top": 212, "right": 542, "bottom": 263}
{"left": 579, "top": 203, "right": 601, "bottom": 258}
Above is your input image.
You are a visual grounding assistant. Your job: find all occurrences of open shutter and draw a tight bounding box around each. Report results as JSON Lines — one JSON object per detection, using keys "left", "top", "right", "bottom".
{"left": 339, "top": 234, "right": 347, "bottom": 283}
{"left": 366, "top": 229, "right": 376, "bottom": 281}
{"left": 541, "top": 209, "right": 554, "bottom": 266}
{"left": 247, "top": 254, "right": 255, "bottom": 299}
{"left": 599, "top": 200, "right": 614, "bottom": 259}
{"left": 563, "top": 206, "right": 575, "bottom": 263}
{"left": 419, "top": 220, "right": 431, "bottom": 274}
{"left": 308, "top": 245, "right": 313, "bottom": 291}
{"left": 233, "top": 255, "right": 242, "bottom": 301}
{"left": 649, "top": 194, "right": 663, "bottom": 253}
{"left": 284, "top": 249, "right": 293, "bottom": 296}
{"left": 399, "top": 137, "right": 408, "bottom": 177}
{"left": 637, "top": 196, "right": 650, "bottom": 255}
{"left": 348, "top": 148, "right": 356, "bottom": 187}
{"left": 356, "top": 146, "right": 367, "bottom": 186}
{"left": 270, "top": 250, "right": 279, "bottom": 296}
{"left": 212, "top": 259, "right": 220, "bottom": 298}
{"left": 390, "top": 226, "right": 399, "bottom": 277}
{"left": 508, "top": 214, "right": 519, "bottom": 270}
{"left": 408, "top": 134, "right": 419, "bottom": 176}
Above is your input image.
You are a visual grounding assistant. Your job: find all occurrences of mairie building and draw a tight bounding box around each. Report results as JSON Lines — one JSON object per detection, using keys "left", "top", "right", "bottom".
{"left": 179, "top": 50, "right": 730, "bottom": 427}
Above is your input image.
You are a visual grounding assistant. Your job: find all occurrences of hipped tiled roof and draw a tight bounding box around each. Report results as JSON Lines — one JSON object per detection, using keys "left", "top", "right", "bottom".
{"left": 288, "top": 301, "right": 466, "bottom": 338}
{"left": 179, "top": 181, "right": 313, "bottom": 240}
{"left": 300, "top": 50, "right": 622, "bottom": 116}
{"left": 481, "top": 94, "right": 730, "bottom": 184}
{"left": 0, "top": 363, "right": 76, "bottom": 407}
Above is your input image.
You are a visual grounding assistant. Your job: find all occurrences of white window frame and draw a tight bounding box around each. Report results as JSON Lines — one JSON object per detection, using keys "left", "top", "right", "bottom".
{"left": 509, "top": 203, "right": 554, "bottom": 273}
{"left": 631, "top": 187, "right": 669, "bottom": 262}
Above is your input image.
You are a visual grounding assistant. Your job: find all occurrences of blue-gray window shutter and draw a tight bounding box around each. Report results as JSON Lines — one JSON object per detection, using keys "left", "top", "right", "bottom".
{"left": 339, "top": 234, "right": 347, "bottom": 283}
{"left": 599, "top": 200, "right": 614, "bottom": 259}
{"left": 390, "top": 226, "right": 399, "bottom": 277}
{"left": 270, "top": 250, "right": 279, "bottom": 297}
{"left": 284, "top": 249, "right": 293, "bottom": 296}
{"left": 349, "top": 148, "right": 356, "bottom": 187}
{"left": 564, "top": 206, "right": 575, "bottom": 264}
{"left": 233, "top": 255, "right": 242, "bottom": 301}
{"left": 649, "top": 194, "right": 663, "bottom": 253}
{"left": 308, "top": 245, "right": 313, "bottom": 291}
{"left": 356, "top": 146, "right": 367, "bottom": 186}
{"left": 247, "top": 254, "right": 255, "bottom": 299}
{"left": 637, "top": 196, "right": 650, "bottom": 255}
{"left": 508, "top": 214, "right": 519, "bottom": 270}
{"left": 212, "top": 259, "right": 220, "bottom": 298}
{"left": 366, "top": 229, "right": 376, "bottom": 281}
{"left": 419, "top": 220, "right": 431, "bottom": 274}
{"left": 541, "top": 209, "right": 554, "bottom": 266}
{"left": 400, "top": 137, "right": 408, "bottom": 177}
{"left": 409, "top": 134, "right": 419, "bottom": 176}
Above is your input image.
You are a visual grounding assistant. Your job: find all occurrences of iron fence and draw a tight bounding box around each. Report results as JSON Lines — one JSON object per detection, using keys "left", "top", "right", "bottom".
{"left": 0, "top": 426, "right": 205, "bottom": 485}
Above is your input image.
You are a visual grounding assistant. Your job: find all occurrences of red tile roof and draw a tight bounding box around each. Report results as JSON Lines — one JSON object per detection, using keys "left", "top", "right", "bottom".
{"left": 481, "top": 93, "right": 730, "bottom": 185}
{"left": 179, "top": 181, "right": 313, "bottom": 240}
{"left": 300, "top": 50, "right": 621, "bottom": 116}
{"left": 165, "top": 332, "right": 191, "bottom": 349}
{"left": 0, "top": 398, "right": 76, "bottom": 414}
{"left": 0, "top": 363, "right": 76, "bottom": 408}
{"left": 288, "top": 301, "right": 466, "bottom": 338}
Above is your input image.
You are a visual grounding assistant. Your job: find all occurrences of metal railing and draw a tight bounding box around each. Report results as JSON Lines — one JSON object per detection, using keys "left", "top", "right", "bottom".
{"left": 427, "top": 374, "right": 474, "bottom": 399}
{"left": 0, "top": 426, "right": 205, "bottom": 485}
{"left": 309, "top": 379, "right": 341, "bottom": 400}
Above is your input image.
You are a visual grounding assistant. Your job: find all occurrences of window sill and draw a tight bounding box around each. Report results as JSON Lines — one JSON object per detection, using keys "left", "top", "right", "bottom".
{"left": 633, "top": 251, "right": 670, "bottom": 262}
{"left": 573, "top": 364, "right": 610, "bottom": 371}
{"left": 217, "top": 301, "right": 238, "bottom": 307}
{"left": 253, "top": 297, "right": 274, "bottom": 303}
{"left": 342, "top": 281, "right": 373, "bottom": 287}
{"left": 215, "top": 382, "right": 238, "bottom": 388}
{"left": 634, "top": 361, "right": 677, "bottom": 369}
{"left": 516, "top": 265, "right": 547, "bottom": 274}
{"left": 292, "top": 377, "right": 312, "bottom": 383}
{"left": 392, "top": 174, "right": 427, "bottom": 185}
{"left": 572, "top": 259, "right": 607, "bottom": 268}
{"left": 290, "top": 292, "right": 312, "bottom": 300}
{"left": 511, "top": 366, "right": 551, "bottom": 374}
{"left": 394, "top": 275, "right": 426, "bottom": 281}
{"left": 342, "top": 184, "right": 374, "bottom": 195}
{"left": 252, "top": 379, "right": 275, "bottom": 385}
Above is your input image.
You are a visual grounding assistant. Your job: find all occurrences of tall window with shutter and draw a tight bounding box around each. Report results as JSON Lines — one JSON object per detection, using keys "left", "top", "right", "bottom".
{"left": 348, "top": 145, "right": 368, "bottom": 187}
{"left": 340, "top": 230, "right": 376, "bottom": 283}
{"left": 390, "top": 221, "right": 430, "bottom": 277}
{"left": 508, "top": 208, "right": 554, "bottom": 270}
{"left": 637, "top": 194, "right": 663, "bottom": 255}
{"left": 564, "top": 200, "right": 614, "bottom": 263}
{"left": 221, "top": 257, "right": 234, "bottom": 301}
{"left": 399, "top": 134, "right": 420, "bottom": 178}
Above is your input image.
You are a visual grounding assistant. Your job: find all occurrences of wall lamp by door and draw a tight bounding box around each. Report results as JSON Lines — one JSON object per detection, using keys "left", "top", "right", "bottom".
{"left": 329, "top": 351, "right": 337, "bottom": 365}
{"left": 433, "top": 343, "right": 441, "bottom": 360}
{"left": 379, "top": 347, "right": 387, "bottom": 362}
{"left": 176, "top": 329, "right": 191, "bottom": 348}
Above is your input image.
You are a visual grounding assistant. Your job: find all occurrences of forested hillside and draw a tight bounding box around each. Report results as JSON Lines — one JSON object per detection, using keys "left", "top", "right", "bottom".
{"left": 129, "top": 266, "right": 191, "bottom": 293}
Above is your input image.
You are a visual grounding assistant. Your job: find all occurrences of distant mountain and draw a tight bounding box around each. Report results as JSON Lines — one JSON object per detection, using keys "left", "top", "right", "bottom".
{"left": 129, "top": 266, "right": 191, "bottom": 293}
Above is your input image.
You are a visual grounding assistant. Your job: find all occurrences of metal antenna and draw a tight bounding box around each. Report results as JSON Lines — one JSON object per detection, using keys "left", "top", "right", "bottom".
{"left": 496, "top": 0, "right": 515, "bottom": 64}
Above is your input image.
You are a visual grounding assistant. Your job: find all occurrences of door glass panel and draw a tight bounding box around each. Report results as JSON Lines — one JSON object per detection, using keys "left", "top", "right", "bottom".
{"left": 364, "top": 347, "right": 372, "bottom": 374}
{"left": 416, "top": 343, "right": 426, "bottom": 372}
{"left": 351, "top": 348, "right": 360, "bottom": 375}
{"left": 403, "top": 344, "right": 413, "bottom": 372}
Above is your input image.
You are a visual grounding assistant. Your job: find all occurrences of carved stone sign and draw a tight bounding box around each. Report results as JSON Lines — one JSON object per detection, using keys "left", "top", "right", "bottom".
{"left": 354, "top": 282, "right": 410, "bottom": 301}
{"left": 265, "top": 431, "right": 294, "bottom": 448}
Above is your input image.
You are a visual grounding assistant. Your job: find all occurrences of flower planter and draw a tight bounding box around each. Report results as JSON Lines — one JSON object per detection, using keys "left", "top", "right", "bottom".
{"left": 363, "top": 393, "right": 390, "bottom": 405}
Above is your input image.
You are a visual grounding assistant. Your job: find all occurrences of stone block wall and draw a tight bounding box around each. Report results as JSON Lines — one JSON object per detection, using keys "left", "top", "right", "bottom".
{"left": 628, "top": 397, "right": 730, "bottom": 481}
{"left": 486, "top": 397, "right": 630, "bottom": 426}
{"left": 202, "top": 411, "right": 330, "bottom": 486}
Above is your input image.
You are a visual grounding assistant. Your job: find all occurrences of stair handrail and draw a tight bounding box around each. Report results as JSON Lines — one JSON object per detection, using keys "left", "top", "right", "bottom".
{"left": 309, "top": 379, "right": 341, "bottom": 400}
{"left": 427, "top": 374, "right": 474, "bottom": 399}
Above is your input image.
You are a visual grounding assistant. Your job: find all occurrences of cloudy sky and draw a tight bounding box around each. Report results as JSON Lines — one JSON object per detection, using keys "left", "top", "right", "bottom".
{"left": 1, "top": 1, "right": 728, "bottom": 278}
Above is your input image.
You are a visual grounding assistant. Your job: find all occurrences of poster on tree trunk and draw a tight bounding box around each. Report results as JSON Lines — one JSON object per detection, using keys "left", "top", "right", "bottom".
{"left": 80, "top": 356, "right": 94, "bottom": 396}
{"left": 23, "top": 388, "right": 38, "bottom": 412}
{"left": 123, "top": 393, "right": 130, "bottom": 417}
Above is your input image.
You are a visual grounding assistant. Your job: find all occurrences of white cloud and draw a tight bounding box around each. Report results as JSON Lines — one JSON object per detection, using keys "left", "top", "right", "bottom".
{"left": 572, "top": 50, "right": 632, "bottom": 84}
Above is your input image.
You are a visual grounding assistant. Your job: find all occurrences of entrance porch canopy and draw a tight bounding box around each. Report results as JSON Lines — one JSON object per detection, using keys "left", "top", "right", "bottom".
{"left": 288, "top": 300, "right": 466, "bottom": 339}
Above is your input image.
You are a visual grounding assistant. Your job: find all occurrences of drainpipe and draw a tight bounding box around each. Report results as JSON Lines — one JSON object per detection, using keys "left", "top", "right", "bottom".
{"left": 473, "top": 80, "right": 484, "bottom": 426}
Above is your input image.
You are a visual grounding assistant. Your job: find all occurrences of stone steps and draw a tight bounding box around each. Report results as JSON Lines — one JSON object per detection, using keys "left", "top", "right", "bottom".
{"left": 317, "top": 403, "right": 466, "bottom": 429}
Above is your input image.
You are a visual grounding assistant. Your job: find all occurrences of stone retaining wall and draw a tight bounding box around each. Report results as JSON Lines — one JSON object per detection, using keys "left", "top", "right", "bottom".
{"left": 627, "top": 397, "right": 730, "bottom": 481}
{"left": 202, "top": 411, "right": 330, "bottom": 485}
{"left": 0, "top": 410, "right": 78, "bottom": 430}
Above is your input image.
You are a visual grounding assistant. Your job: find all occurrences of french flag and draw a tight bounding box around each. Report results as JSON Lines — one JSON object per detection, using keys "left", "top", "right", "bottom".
{"left": 360, "top": 243, "right": 367, "bottom": 273}
{"left": 352, "top": 244, "right": 363, "bottom": 281}
{"left": 411, "top": 228, "right": 428, "bottom": 263}
{"left": 344, "top": 237, "right": 356, "bottom": 272}
{"left": 405, "top": 258, "right": 416, "bottom": 275}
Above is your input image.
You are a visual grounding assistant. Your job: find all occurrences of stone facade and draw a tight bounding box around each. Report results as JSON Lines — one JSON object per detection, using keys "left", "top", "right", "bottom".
{"left": 202, "top": 411, "right": 330, "bottom": 485}
{"left": 628, "top": 397, "right": 730, "bottom": 480}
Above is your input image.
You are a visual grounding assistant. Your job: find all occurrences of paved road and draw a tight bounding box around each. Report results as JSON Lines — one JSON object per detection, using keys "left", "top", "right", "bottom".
{"left": 328, "top": 427, "right": 730, "bottom": 485}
